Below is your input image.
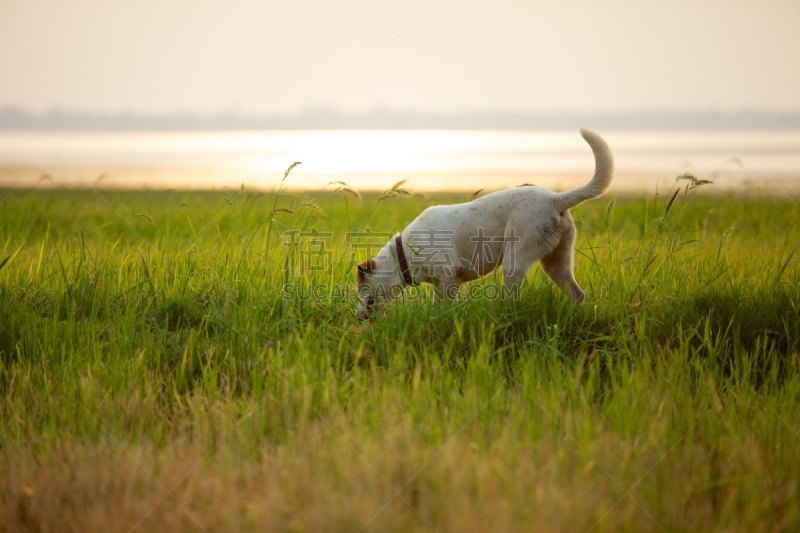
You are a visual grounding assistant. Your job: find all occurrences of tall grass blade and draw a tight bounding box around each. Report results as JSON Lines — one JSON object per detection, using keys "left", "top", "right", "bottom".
{"left": 772, "top": 248, "right": 796, "bottom": 286}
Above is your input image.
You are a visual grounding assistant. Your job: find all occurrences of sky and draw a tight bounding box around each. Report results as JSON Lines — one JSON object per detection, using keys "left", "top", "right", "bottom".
{"left": 1, "top": 0, "right": 799, "bottom": 121}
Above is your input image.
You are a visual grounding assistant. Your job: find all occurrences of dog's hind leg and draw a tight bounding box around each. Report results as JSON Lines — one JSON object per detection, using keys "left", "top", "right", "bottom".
{"left": 540, "top": 217, "right": 585, "bottom": 303}
{"left": 500, "top": 234, "right": 540, "bottom": 292}
{"left": 500, "top": 213, "right": 564, "bottom": 292}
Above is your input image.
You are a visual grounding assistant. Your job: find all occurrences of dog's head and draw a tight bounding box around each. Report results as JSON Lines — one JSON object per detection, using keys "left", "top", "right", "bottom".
{"left": 355, "top": 255, "right": 405, "bottom": 320}
{"left": 356, "top": 259, "right": 378, "bottom": 320}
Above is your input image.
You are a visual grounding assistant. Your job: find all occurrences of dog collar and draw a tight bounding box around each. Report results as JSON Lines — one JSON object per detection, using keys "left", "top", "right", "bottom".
{"left": 395, "top": 234, "right": 415, "bottom": 287}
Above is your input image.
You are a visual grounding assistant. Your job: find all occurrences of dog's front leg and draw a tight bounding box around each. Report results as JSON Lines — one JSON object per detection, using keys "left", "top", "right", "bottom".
{"left": 432, "top": 278, "right": 461, "bottom": 303}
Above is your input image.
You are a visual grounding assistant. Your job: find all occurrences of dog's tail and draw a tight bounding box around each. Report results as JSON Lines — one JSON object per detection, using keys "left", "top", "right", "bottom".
{"left": 554, "top": 128, "right": 614, "bottom": 213}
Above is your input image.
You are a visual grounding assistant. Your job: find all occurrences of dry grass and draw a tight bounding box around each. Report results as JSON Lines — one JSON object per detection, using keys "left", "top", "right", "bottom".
{"left": 0, "top": 420, "right": 748, "bottom": 532}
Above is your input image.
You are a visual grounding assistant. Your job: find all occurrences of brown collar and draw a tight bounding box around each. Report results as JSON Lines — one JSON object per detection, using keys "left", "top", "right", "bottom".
{"left": 395, "top": 234, "right": 414, "bottom": 286}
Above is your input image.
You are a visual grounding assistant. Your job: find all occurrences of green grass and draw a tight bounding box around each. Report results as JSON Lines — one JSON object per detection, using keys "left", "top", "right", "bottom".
{"left": 1, "top": 178, "right": 799, "bottom": 532}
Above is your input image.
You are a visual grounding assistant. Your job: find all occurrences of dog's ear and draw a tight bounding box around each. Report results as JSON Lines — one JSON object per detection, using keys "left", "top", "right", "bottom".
{"left": 357, "top": 259, "right": 375, "bottom": 282}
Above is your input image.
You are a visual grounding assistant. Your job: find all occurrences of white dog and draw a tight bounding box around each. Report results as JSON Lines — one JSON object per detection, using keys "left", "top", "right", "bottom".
{"left": 356, "top": 128, "right": 613, "bottom": 320}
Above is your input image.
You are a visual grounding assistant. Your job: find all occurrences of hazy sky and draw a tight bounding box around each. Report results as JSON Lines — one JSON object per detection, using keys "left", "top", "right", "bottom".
{"left": 1, "top": 0, "right": 799, "bottom": 119}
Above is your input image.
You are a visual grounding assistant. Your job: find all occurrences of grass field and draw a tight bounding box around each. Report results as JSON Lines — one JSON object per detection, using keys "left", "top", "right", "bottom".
{"left": 1, "top": 174, "right": 799, "bottom": 532}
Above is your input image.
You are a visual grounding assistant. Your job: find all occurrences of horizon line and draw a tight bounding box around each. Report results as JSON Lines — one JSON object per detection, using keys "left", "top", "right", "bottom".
{"left": 2, "top": 106, "right": 800, "bottom": 131}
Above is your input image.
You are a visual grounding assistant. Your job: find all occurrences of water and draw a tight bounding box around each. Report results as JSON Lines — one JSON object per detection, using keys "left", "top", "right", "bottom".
{"left": 1, "top": 129, "right": 798, "bottom": 193}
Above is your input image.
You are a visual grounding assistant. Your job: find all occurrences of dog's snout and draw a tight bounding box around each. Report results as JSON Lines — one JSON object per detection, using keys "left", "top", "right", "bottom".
{"left": 356, "top": 307, "right": 372, "bottom": 321}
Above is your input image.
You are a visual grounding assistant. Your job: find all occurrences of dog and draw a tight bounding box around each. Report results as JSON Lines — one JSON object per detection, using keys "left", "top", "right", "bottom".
{"left": 356, "top": 128, "right": 613, "bottom": 320}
